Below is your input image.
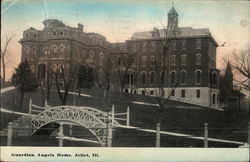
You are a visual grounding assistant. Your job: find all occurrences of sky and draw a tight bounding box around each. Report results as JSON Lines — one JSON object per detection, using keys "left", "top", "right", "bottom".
{"left": 1, "top": 0, "right": 250, "bottom": 80}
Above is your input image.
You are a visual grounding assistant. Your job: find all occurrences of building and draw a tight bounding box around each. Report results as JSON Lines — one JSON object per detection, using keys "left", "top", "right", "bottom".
{"left": 19, "top": 19, "right": 111, "bottom": 86}
{"left": 112, "top": 7, "right": 220, "bottom": 108}
{"left": 20, "top": 7, "right": 220, "bottom": 108}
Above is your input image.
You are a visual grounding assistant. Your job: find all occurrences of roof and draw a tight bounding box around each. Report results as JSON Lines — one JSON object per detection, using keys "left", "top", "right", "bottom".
{"left": 130, "top": 27, "right": 218, "bottom": 46}
{"left": 168, "top": 7, "right": 178, "bottom": 16}
{"left": 111, "top": 43, "right": 128, "bottom": 53}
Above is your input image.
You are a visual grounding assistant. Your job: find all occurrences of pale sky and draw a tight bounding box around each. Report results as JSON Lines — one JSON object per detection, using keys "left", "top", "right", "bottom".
{"left": 1, "top": 0, "right": 250, "bottom": 80}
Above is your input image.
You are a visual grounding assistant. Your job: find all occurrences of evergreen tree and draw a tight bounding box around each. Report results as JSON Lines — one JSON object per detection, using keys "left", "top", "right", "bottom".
{"left": 11, "top": 59, "right": 38, "bottom": 111}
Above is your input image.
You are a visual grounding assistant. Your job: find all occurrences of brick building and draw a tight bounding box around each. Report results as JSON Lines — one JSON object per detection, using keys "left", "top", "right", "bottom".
{"left": 112, "top": 7, "right": 220, "bottom": 108}
{"left": 20, "top": 19, "right": 111, "bottom": 86}
{"left": 20, "top": 7, "right": 220, "bottom": 108}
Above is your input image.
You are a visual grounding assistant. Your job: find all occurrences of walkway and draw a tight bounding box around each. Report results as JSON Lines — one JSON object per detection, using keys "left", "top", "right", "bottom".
{"left": 0, "top": 86, "right": 15, "bottom": 94}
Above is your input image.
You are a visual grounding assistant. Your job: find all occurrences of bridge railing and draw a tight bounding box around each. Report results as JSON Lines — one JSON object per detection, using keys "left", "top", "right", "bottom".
{"left": 110, "top": 104, "right": 130, "bottom": 127}
{"left": 28, "top": 99, "right": 51, "bottom": 118}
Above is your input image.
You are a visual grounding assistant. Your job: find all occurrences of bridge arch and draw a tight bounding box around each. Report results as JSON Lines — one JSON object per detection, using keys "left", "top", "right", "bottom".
{"left": 31, "top": 106, "right": 121, "bottom": 146}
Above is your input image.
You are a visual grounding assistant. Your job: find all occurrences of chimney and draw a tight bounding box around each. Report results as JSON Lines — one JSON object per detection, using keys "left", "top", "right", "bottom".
{"left": 78, "top": 23, "right": 83, "bottom": 32}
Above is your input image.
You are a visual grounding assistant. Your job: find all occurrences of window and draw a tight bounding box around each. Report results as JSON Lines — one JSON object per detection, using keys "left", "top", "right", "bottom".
{"left": 53, "top": 46, "right": 58, "bottom": 53}
{"left": 212, "top": 94, "right": 216, "bottom": 104}
{"left": 60, "top": 31, "right": 64, "bottom": 36}
{"left": 196, "top": 90, "right": 200, "bottom": 98}
{"left": 196, "top": 53, "right": 202, "bottom": 65}
{"left": 182, "top": 39, "right": 187, "bottom": 50}
{"left": 172, "top": 40, "right": 176, "bottom": 50}
{"left": 196, "top": 39, "right": 202, "bottom": 49}
{"left": 181, "top": 71, "right": 186, "bottom": 84}
{"left": 161, "top": 71, "right": 165, "bottom": 83}
{"left": 150, "top": 56, "right": 155, "bottom": 66}
{"left": 117, "top": 56, "right": 122, "bottom": 66}
{"left": 171, "top": 71, "right": 176, "bottom": 84}
{"left": 59, "top": 45, "right": 65, "bottom": 53}
{"left": 34, "top": 34, "right": 37, "bottom": 38}
{"left": 125, "top": 89, "right": 128, "bottom": 93}
{"left": 181, "top": 55, "right": 187, "bottom": 65}
{"left": 53, "top": 31, "right": 57, "bottom": 36}
{"left": 142, "top": 90, "right": 145, "bottom": 95}
{"left": 141, "top": 72, "right": 146, "bottom": 85}
{"left": 181, "top": 89, "right": 186, "bottom": 97}
{"left": 25, "top": 34, "right": 29, "bottom": 38}
{"left": 99, "top": 52, "right": 104, "bottom": 66}
{"left": 171, "top": 89, "right": 175, "bottom": 96}
{"left": 132, "top": 44, "right": 136, "bottom": 52}
{"left": 38, "top": 64, "right": 46, "bottom": 79}
{"left": 170, "top": 55, "right": 176, "bottom": 66}
{"left": 150, "top": 72, "right": 155, "bottom": 84}
{"left": 150, "top": 41, "right": 155, "bottom": 51}
{"left": 196, "top": 70, "right": 201, "bottom": 84}
{"left": 212, "top": 72, "right": 217, "bottom": 85}
{"left": 142, "top": 42, "right": 147, "bottom": 52}
{"left": 150, "top": 90, "right": 154, "bottom": 95}
{"left": 142, "top": 56, "right": 147, "bottom": 66}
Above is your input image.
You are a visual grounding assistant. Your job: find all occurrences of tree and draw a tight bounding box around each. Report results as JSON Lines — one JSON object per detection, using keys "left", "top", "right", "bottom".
{"left": 230, "top": 49, "right": 250, "bottom": 91}
{"left": 52, "top": 64, "right": 77, "bottom": 105}
{"left": 1, "top": 36, "right": 12, "bottom": 83}
{"left": 11, "top": 59, "right": 38, "bottom": 112}
{"left": 117, "top": 53, "right": 135, "bottom": 92}
{"left": 77, "top": 65, "right": 94, "bottom": 96}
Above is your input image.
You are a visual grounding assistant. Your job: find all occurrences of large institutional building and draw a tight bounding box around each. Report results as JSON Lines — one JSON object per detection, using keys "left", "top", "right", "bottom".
{"left": 20, "top": 7, "right": 220, "bottom": 108}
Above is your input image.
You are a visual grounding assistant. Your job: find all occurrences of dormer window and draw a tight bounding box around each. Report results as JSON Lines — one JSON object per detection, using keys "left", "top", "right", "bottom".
{"left": 60, "top": 31, "right": 64, "bottom": 36}
{"left": 25, "top": 34, "right": 29, "bottom": 38}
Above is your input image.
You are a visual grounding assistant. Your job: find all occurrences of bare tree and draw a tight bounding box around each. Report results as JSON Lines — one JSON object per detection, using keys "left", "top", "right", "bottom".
{"left": 0, "top": 36, "right": 13, "bottom": 83}
{"left": 117, "top": 53, "right": 135, "bottom": 92}
{"left": 53, "top": 64, "right": 77, "bottom": 105}
{"left": 146, "top": 25, "right": 180, "bottom": 147}
{"left": 230, "top": 49, "right": 250, "bottom": 91}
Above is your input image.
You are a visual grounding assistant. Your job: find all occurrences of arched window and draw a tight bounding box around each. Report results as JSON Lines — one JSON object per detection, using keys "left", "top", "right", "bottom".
{"left": 150, "top": 71, "right": 155, "bottom": 84}
{"left": 59, "top": 45, "right": 65, "bottom": 53}
{"left": 196, "top": 53, "right": 202, "bottom": 65}
{"left": 212, "top": 72, "right": 217, "bottom": 85}
{"left": 53, "top": 45, "right": 58, "bottom": 53}
{"left": 181, "top": 71, "right": 186, "bottom": 84}
{"left": 141, "top": 72, "right": 146, "bottom": 85}
{"left": 171, "top": 71, "right": 176, "bottom": 84}
{"left": 196, "top": 70, "right": 201, "bottom": 84}
{"left": 117, "top": 56, "right": 122, "bottom": 66}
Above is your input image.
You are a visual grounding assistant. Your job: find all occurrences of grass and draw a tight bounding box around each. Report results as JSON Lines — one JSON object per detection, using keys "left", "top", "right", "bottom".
{"left": 1, "top": 86, "right": 249, "bottom": 147}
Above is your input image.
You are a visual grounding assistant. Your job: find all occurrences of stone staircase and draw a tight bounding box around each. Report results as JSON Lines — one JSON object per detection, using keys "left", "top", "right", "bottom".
{"left": 0, "top": 116, "right": 32, "bottom": 137}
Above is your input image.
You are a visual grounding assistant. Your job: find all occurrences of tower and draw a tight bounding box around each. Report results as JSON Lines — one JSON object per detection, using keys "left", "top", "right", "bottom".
{"left": 167, "top": 7, "right": 178, "bottom": 30}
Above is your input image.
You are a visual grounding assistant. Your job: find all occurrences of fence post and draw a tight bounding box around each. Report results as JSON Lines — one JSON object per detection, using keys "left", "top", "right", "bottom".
{"left": 45, "top": 100, "right": 48, "bottom": 109}
{"left": 126, "top": 106, "right": 130, "bottom": 126}
{"left": 29, "top": 99, "right": 32, "bottom": 118}
{"left": 7, "top": 122, "right": 13, "bottom": 146}
{"left": 248, "top": 122, "right": 250, "bottom": 146}
{"left": 156, "top": 122, "right": 160, "bottom": 147}
{"left": 204, "top": 123, "right": 208, "bottom": 148}
{"left": 107, "top": 124, "right": 112, "bottom": 147}
{"left": 69, "top": 125, "right": 72, "bottom": 136}
{"left": 111, "top": 104, "right": 114, "bottom": 127}
{"left": 59, "top": 123, "right": 63, "bottom": 147}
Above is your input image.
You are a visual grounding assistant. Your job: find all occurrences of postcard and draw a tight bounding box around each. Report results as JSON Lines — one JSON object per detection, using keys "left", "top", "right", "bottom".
{"left": 1, "top": 0, "right": 249, "bottom": 161}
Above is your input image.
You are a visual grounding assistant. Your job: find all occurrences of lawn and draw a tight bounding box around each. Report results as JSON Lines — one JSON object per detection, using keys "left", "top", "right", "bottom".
{"left": 1, "top": 86, "right": 249, "bottom": 147}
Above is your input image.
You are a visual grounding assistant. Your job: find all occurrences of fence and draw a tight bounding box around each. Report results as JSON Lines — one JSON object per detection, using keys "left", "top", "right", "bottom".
{"left": 3, "top": 121, "right": 249, "bottom": 148}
